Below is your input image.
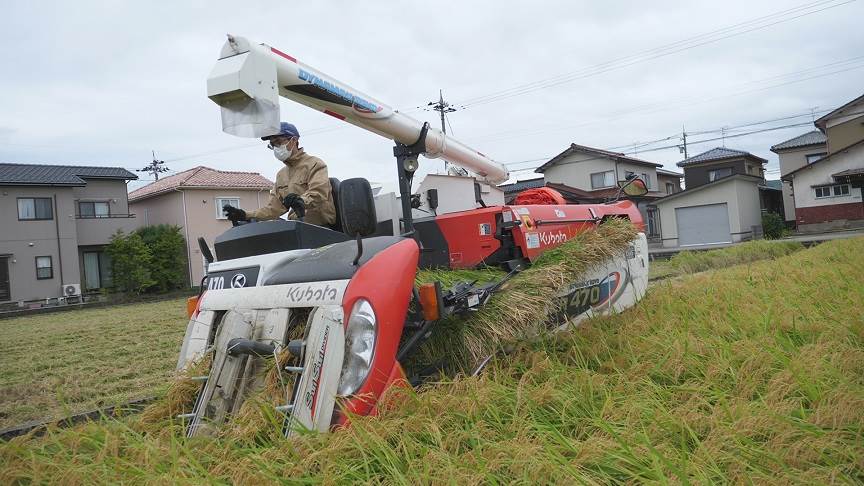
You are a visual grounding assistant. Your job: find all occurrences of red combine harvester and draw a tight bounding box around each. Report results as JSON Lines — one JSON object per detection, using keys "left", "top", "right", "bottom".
{"left": 176, "top": 35, "right": 649, "bottom": 437}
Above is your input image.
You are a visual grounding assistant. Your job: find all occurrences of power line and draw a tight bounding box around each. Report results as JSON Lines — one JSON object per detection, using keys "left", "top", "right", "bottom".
{"left": 463, "top": 57, "right": 864, "bottom": 145}
{"left": 502, "top": 119, "right": 825, "bottom": 175}
{"left": 457, "top": 0, "right": 856, "bottom": 109}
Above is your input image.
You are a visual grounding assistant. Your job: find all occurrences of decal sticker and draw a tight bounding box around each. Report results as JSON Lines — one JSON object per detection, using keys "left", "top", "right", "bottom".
{"left": 467, "top": 295, "right": 480, "bottom": 307}
{"left": 450, "top": 252, "right": 463, "bottom": 264}
{"left": 526, "top": 233, "right": 540, "bottom": 249}
{"left": 563, "top": 271, "right": 626, "bottom": 316}
{"left": 517, "top": 207, "right": 530, "bottom": 215}
{"left": 502, "top": 210, "right": 513, "bottom": 223}
{"left": 479, "top": 223, "right": 492, "bottom": 236}
{"left": 304, "top": 324, "right": 330, "bottom": 421}
{"left": 297, "top": 68, "right": 382, "bottom": 114}
{"left": 230, "top": 273, "right": 247, "bottom": 288}
{"left": 554, "top": 209, "right": 566, "bottom": 218}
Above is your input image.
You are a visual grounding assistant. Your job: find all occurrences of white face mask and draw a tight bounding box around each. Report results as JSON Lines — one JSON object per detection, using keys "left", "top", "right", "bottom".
{"left": 273, "top": 144, "right": 293, "bottom": 162}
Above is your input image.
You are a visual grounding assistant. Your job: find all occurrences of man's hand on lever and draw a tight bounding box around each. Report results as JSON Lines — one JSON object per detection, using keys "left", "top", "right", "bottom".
{"left": 282, "top": 193, "right": 306, "bottom": 219}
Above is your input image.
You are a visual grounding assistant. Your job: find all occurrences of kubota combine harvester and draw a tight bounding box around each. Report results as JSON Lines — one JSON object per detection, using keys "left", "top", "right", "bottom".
{"left": 176, "top": 35, "right": 649, "bottom": 437}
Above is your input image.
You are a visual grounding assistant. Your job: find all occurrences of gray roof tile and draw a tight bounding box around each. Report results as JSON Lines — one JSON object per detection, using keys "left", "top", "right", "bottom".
{"left": 677, "top": 147, "right": 765, "bottom": 167}
{"left": 770, "top": 130, "right": 827, "bottom": 152}
{"left": 498, "top": 177, "right": 545, "bottom": 194}
{"left": 0, "top": 163, "right": 137, "bottom": 186}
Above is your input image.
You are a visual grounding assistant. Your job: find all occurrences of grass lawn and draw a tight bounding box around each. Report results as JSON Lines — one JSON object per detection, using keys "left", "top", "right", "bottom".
{"left": 0, "top": 298, "right": 189, "bottom": 429}
{"left": 1, "top": 238, "right": 861, "bottom": 483}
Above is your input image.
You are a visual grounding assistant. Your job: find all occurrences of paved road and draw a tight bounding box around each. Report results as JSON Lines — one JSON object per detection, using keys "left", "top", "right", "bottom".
{"left": 648, "top": 228, "right": 864, "bottom": 257}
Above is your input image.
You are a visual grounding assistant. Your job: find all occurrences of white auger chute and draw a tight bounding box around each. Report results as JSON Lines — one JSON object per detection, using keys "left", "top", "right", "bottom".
{"left": 206, "top": 34, "right": 508, "bottom": 184}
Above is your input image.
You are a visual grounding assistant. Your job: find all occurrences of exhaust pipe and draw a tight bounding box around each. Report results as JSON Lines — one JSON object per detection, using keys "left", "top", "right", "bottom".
{"left": 206, "top": 35, "right": 508, "bottom": 184}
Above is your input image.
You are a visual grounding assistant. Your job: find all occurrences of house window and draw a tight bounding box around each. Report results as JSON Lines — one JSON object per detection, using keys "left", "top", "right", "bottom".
{"left": 833, "top": 184, "right": 850, "bottom": 196}
{"left": 806, "top": 153, "right": 826, "bottom": 164}
{"left": 17, "top": 197, "right": 53, "bottom": 220}
{"left": 35, "top": 256, "right": 53, "bottom": 280}
{"left": 215, "top": 197, "right": 241, "bottom": 219}
{"left": 666, "top": 182, "right": 676, "bottom": 194}
{"left": 590, "top": 171, "right": 615, "bottom": 189}
{"left": 78, "top": 201, "right": 110, "bottom": 218}
{"left": 708, "top": 167, "right": 732, "bottom": 182}
{"left": 641, "top": 173, "right": 651, "bottom": 189}
{"left": 815, "top": 184, "right": 850, "bottom": 198}
{"left": 83, "top": 251, "right": 113, "bottom": 290}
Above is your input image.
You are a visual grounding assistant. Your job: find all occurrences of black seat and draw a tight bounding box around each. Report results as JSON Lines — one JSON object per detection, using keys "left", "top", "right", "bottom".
{"left": 329, "top": 177, "right": 343, "bottom": 232}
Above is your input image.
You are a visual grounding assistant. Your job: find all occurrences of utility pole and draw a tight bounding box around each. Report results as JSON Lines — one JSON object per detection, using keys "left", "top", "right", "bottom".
{"left": 680, "top": 125, "right": 689, "bottom": 160}
{"left": 428, "top": 89, "right": 457, "bottom": 174}
{"left": 138, "top": 150, "right": 169, "bottom": 181}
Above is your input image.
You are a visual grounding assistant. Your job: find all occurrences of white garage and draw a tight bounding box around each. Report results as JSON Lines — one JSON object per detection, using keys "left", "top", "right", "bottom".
{"left": 674, "top": 203, "right": 732, "bottom": 246}
{"left": 654, "top": 174, "right": 763, "bottom": 248}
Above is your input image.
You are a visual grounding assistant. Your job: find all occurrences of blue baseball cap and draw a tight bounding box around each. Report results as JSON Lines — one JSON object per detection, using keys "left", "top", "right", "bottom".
{"left": 261, "top": 122, "right": 300, "bottom": 140}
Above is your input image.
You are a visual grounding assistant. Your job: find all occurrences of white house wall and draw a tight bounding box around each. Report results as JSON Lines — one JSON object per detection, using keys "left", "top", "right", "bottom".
{"left": 543, "top": 152, "right": 658, "bottom": 191}
{"left": 791, "top": 145, "right": 863, "bottom": 209}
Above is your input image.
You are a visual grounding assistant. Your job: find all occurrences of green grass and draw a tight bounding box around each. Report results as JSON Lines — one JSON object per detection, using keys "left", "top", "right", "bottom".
{"left": 0, "top": 299, "right": 189, "bottom": 429}
{"left": 650, "top": 239, "right": 805, "bottom": 280}
{"left": 2, "top": 238, "right": 862, "bottom": 483}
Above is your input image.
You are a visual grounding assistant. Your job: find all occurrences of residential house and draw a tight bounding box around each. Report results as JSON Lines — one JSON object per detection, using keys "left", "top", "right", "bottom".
{"left": 0, "top": 163, "right": 138, "bottom": 303}
{"left": 529, "top": 143, "right": 682, "bottom": 240}
{"left": 770, "top": 130, "right": 828, "bottom": 223}
{"left": 653, "top": 147, "right": 767, "bottom": 247}
{"left": 128, "top": 166, "right": 273, "bottom": 286}
{"left": 781, "top": 94, "right": 864, "bottom": 232}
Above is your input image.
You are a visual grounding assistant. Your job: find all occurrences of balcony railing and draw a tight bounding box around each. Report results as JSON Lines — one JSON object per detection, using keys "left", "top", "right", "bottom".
{"left": 75, "top": 213, "right": 136, "bottom": 219}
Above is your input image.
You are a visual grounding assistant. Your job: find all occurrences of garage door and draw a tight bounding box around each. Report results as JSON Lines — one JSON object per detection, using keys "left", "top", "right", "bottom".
{"left": 675, "top": 203, "right": 731, "bottom": 246}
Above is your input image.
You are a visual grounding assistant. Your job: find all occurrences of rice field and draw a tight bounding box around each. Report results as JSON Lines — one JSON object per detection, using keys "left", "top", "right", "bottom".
{"left": 0, "top": 299, "right": 189, "bottom": 430}
{"left": 1, "top": 237, "right": 861, "bottom": 483}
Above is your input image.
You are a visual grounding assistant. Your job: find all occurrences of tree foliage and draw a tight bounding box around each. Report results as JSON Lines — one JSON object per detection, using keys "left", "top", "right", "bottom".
{"left": 105, "top": 231, "right": 155, "bottom": 294}
{"left": 136, "top": 225, "right": 188, "bottom": 292}
{"left": 761, "top": 211, "right": 787, "bottom": 239}
{"left": 105, "top": 225, "right": 187, "bottom": 294}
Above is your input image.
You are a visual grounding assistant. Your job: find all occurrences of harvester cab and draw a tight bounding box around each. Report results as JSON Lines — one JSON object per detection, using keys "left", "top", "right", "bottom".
{"left": 175, "top": 35, "right": 650, "bottom": 437}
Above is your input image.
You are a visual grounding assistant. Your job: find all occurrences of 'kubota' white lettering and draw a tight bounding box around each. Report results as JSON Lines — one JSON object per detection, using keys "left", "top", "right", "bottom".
{"left": 539, "top": 231, "right": 568, "bottom": 246}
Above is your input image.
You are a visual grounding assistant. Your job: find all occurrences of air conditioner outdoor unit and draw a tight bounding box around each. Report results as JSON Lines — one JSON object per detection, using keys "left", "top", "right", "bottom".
{"left": 62, "top": 283, "right": 81, "bottom": 297}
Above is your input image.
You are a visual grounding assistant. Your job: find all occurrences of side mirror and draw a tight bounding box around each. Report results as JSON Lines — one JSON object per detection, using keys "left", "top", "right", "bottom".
{"left": 338, "top": 178, "right": 377, "bottom": 237}
{"left": 618, "top": 177, "right": 649, "bottom": 197}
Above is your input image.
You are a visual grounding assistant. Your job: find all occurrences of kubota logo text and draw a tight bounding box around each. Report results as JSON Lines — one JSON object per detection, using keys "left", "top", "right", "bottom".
{"left": 539, "top": 231, "right": 568, "bottom": 246}
{"left": 285, "top": 284, "right": 338, "bottom": 303}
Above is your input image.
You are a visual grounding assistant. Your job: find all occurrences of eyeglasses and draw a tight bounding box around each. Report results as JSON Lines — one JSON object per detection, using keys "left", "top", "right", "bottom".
{"left": 267, "top": 137, "right": 295, "bottom": 150}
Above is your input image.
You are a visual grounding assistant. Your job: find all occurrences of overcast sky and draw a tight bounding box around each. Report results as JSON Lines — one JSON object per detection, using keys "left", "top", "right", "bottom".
{"left": 1, "top": 0, "right": 862, "bottom": 191}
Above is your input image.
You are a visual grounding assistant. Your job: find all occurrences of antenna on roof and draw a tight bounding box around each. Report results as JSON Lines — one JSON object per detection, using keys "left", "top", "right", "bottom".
{"left": 138, "top": 151, "right": 170, "bottom": 181}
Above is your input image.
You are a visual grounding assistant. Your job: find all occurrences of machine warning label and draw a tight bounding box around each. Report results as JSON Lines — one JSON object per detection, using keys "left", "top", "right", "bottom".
{"left": 517, "top": 207, "right": 531, "bottom": 215}
{"left": 479, "top": 223, "right": 492, "bottom": 236}
{"left": 554, "top": 209, "right": 566, "bottom": 218}
{"left": 526, "top": 233, "right": 540, "bottom": 249}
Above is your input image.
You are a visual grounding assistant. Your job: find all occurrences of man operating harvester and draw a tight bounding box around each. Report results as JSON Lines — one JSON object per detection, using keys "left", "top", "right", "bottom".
{"left": 222, "top": 122, "right": 336, "bottom": 227}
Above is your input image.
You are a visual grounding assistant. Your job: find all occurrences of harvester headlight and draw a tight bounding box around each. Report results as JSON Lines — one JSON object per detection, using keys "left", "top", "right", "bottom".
{"left": 337, "top": 299, "right": 376, "bottom": 396}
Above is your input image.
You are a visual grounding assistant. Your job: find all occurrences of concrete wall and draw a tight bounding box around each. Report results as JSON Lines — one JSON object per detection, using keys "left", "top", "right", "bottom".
{"left": 655, "top": 178, "right": 761, "bottom": 248}
{"left": 683, "top": 158, "right": 763, "bottom": 189}
{"left": 790, "top": 144, "right": 864, "bottom": 231}
{"left": 543, "top": 152, "right": 658, "bottom": 191}
{"left": 824, "top": 102, "right": 864, "bottom": 154}
{"left": 413, "top": 174, "right": 504, "bottom": 217}
{"left": 657, "top": 173, "right": 682, "bottom": 195}
{"left": 0, "top": 186, "right": 81, "bottom": 302}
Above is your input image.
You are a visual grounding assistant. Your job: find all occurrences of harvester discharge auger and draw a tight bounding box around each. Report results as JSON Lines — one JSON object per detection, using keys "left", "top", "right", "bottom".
{"left": 175, "top": 35, "right": 649, "bottom": 437}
